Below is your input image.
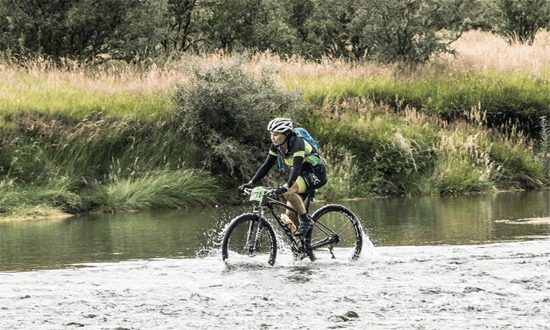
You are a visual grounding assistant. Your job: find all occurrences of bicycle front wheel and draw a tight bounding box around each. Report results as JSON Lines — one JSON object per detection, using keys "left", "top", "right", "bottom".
{"left": 221, "top": 214, "right": 277, "bottom": 266}
{"left": 310, "top": 204, "right": 363, "bottom": 261}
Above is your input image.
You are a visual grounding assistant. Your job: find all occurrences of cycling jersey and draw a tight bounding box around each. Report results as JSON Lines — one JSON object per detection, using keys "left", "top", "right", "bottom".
{"left": 250, "top": 134, "right": 327, "bottom": 193}
{"left": 269, "top": 135, "right": 321, "bottom": 168}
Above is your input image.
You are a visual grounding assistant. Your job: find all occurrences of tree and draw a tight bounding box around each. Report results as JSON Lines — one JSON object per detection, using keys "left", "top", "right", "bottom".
{"left": 306, "top": 0, "right": 361, "bottom": 59}
{"left": 159, "top": 0, "right": 202, "bottom": 52}
{"left": 496, "top": 0, "right": 550, "bottom": 44}
{"left": 354, "top": 0, "right": 481, "bottom": 65}
{"left": 0, "top": 0, "right": 164, "bottom": 60}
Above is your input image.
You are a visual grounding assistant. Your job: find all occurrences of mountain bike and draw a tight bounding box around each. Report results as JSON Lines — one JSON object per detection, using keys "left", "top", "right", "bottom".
{"left": 221, "top": 186, "right": 364, "bottom": 266}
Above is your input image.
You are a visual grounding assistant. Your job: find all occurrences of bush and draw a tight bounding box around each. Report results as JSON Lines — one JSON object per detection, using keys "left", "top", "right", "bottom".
{"left": 173, "top": 56, "right": 306, "bottom": 181}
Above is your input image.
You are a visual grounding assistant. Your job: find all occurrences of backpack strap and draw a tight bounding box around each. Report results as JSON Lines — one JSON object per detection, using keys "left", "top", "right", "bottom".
{"left": 275, "top": 147, "right": 285, "bottom": 173}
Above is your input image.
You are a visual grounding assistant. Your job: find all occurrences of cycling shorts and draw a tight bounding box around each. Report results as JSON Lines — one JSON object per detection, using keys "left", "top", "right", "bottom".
{"left": 296, "top": 163, "right": 328, "bottom": 194}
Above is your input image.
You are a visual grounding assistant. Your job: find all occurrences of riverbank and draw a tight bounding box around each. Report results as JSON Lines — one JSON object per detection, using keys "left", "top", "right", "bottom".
{"left": 1, "top": 31, "right": 548, "bottom": 219}
{"left": 1, "top": 239, "right": 549, "bottom": 329}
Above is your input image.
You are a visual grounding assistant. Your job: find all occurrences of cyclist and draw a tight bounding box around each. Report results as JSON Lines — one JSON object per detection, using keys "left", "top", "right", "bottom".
{"left": 239, "top": 118, "right": 327, "bottom": 236}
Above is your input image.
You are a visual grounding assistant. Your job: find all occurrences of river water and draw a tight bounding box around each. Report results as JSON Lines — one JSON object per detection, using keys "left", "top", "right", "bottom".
{"left": 1, "top": 190, "right": 549, "bottom": 329}
{"left": 1, "top": 190, "right": 548, "bottom": 272}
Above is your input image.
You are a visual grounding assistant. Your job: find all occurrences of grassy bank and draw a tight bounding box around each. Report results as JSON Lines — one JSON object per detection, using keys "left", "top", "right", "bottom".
{"left": 1, "top": 31, "right": 549, "bottom": 219}
{"left": 283, "top": 69, "right": 549, "bottom": 137}
{"left": 0, "top": 112, "right": 222, "bottom": 219}
{"left": 308, "top": 99, "right": 547, "bottom": 199}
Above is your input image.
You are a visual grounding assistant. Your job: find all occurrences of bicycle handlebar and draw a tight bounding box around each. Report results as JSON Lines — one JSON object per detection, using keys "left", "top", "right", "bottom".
{"left": 242, "top": 186, "right": 277, "bottom": 196}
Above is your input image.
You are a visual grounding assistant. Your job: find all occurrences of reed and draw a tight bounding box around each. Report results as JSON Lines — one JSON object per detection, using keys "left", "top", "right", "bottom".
{"left": 83, "top": 170, "right": 222, "bottom": 213}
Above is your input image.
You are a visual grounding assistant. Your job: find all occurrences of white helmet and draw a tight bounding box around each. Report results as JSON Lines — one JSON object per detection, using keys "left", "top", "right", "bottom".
{"left": 267, "top": 118, "right": 293, "bottom": 133}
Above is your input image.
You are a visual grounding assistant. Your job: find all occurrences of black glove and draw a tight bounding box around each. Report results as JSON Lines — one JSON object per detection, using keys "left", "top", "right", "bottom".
{"left": 238, "top": 182, "right": 252, "bottom": 192}
{"left": 275, "top": 184, "right": 288, "bottom": 194}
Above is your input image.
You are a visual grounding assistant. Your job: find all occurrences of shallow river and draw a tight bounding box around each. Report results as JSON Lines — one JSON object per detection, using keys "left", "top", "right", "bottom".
{"left": 1, "top": 190, "right": 548, "bottom": 272}
{"left": 1, "top": 190, "right": 549, "bottom": 329}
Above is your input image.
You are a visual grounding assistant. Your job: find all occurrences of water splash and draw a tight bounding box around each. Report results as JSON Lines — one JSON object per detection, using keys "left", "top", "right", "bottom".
{"left": 195, "top": 211, "right": 238, "bottom": 259}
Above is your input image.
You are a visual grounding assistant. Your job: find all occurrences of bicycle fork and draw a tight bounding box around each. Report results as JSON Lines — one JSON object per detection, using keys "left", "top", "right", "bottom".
{"left": 245, "top": 207, "right": 265, "bottom": 254}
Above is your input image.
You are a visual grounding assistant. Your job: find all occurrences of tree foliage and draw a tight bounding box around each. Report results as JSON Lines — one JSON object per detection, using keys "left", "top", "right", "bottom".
{"left": 0, "top": 0, "right": 547, "bottom": 63}
{"left": 495, "top": 0, "right": 550, "bottom": 44}
{"left": 0, "top": 0, "right": 165, "bottom": 60}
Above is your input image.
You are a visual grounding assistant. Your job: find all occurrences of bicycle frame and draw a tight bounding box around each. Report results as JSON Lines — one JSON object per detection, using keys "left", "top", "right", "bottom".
{"left": 245, "top": 187, "right": 338, "bottom": 254}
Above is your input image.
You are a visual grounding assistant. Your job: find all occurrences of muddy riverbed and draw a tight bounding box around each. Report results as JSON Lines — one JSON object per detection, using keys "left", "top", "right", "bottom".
{"left": 2, "top": 239, "right": 549, "bottom": 330}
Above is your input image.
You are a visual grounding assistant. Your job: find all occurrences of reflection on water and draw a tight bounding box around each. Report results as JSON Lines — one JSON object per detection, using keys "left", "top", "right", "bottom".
{"left": 342, "top": 190, "right": 549, "bottom": 246}
{"left": 1, "top": 190, "right": 548, "bottom": 272}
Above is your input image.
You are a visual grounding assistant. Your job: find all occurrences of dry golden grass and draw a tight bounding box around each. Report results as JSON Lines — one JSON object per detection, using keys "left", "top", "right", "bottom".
{"left": 447, "top": 30, "right": 550, "bottom": 73}
{"left": 1, "top": 30, "right": 548, "bottom": 97}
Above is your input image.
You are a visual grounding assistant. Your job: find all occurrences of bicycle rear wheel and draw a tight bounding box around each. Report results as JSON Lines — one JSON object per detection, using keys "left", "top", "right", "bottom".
{"left": 310, "top": 204, "right": 363, "bottom": 261}
{"left": 221, "top": 214, "right": 277, "bottom": 266}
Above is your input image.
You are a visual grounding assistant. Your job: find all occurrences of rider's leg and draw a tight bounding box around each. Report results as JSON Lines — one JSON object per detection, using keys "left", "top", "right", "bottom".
{"left": 283, "top": 182, "right": 305, "bottom": 214}
{"left": 284, "top": 183, "right": 300, "bottom": 227}
{"left": 285, "top": 204, "right": 299, "bottom": 229}
{"left": 283, "top": 182, "right": 313, "bottom": 236}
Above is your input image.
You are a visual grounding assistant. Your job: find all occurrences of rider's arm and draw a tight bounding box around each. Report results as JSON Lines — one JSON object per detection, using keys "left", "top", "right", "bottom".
{"left": 286, "top": 155, "right": 304, "bottom": 188}
{"left": 249, "top": 153, "right": 277, "bottom": 185}
{"left": 285, "top": 136, "right": 306, "bottom": 188}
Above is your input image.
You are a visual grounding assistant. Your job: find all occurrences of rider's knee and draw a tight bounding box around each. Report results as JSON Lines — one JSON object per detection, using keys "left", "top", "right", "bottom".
{"left": 282, "top": 189, "right": 298, "bottom": 200}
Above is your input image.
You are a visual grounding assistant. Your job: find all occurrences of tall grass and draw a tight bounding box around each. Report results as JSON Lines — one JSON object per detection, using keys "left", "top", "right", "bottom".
{"left": 0, "top": 170, "right": 220, "bottom": 218}
{"left": 283, "top": 69, "right": 549, "bottom": 138}
{"left": 1, "top": 30, "right": 548, "bottom": 216}
{"left": 319, "top": 143, "right": 367, "bottom": 200}
{"left": 0, "top": 73, "right": 173, "bottom": 120}
{"left": 82, "top": 170, "right": 221, "bottom": 213}
{"left": 309, "top": 100, "right": 545, "bottom": 198}
{"left": 2, "top": 30, "right": 548, "bottom": 99}
{"left": 0, "top": 112, "right": 221, "bottom": 218}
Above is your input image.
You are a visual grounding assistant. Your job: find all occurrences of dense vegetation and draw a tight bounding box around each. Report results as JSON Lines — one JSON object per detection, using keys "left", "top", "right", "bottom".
{"left": 0, "top": 0, "right": 549, "bottom": 220}
{"left": 1, "top": 0, "right": 548, "bottom": 62}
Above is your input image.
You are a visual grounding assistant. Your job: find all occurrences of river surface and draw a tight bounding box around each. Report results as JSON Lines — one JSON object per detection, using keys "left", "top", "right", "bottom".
{"left": 1, "top": 190, "right": 549, "bottom": 329}
{"left": 1, "top": 190, "right": 548, "bottom": 272}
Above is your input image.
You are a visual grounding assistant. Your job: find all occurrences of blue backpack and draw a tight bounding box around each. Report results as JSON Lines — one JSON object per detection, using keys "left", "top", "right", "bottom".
{"left": 276, "top": 127, "right": 320, "bottom": 173}
{"left": 294, "top": 127, "right": 319, "bottom": 153}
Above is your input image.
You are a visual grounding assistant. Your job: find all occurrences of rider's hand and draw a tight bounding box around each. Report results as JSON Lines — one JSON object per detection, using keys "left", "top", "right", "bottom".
{"left": 275, "top": 184, "right": 288, "bottom": 194}
{"left": 238, "top": 182, "right": 252, "bottom": 192}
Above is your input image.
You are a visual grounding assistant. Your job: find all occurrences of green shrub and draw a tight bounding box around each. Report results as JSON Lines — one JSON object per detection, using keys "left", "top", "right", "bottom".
{"left": 437, "top": 158, "right": 494, "bottom": 194}
{"left": 173, "top": 56, "right": 306, "bottom": 181}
